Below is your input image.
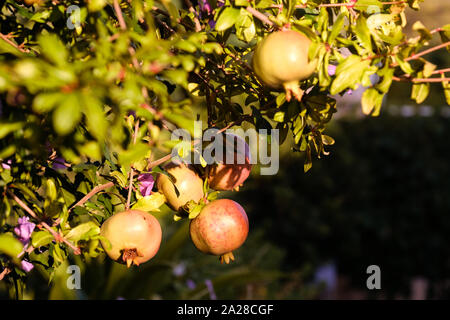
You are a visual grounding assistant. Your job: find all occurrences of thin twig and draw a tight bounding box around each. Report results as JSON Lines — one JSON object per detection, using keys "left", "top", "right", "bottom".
{"left": 393, "top": 76, "right": 450, "bottom": 83}
{"left": 432, "top": 68, "right": 450, "bottom": 74}
{"left": 184, "top": 0, "right": 202, "bottom": 32}
{"left": 7, "top": 190, "right": 81, "bottom": 255}
{"left": 246, "top": 6, "right": 274, "bottom": 27}
{"left": 0, "top": 267, "right": 10, "bottom": 281}
{"left": 113, "top": 0, "right": 127, "bottom": 31}
{"left": 0, "top": 33, "right": 30, "bottom": 53}
{"left": 270, "top": 1, "right": 406, "bottom": 9}
{"left": 126, "top": 119, "right": 140, "bottom": 210}
{"left": 147, "top": 153, "right": 173, "bottom": 169}
{"left": 68, "top": 182, "right": 115, "bottom": 213}
{"left": 405, "top": 41, "right": 450, "bottom": 62}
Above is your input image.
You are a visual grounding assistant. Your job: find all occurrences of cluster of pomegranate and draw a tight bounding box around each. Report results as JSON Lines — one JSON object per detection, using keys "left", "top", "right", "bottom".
{"left": 100, "top": 28, "right": 314, "bottom": 268}
{"left": 100, "top": 133, "right": 252, "bottom": 266}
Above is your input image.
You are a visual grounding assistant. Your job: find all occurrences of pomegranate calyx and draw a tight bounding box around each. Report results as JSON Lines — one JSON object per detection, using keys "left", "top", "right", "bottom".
{"left": 283, "top": 81, "right": 304, "bottom": 102}
{"left": 219, "top": 252, "right": 235, "bottom": 264}
{"left": 121, "top": 248, "right": 143, "bottom": 268}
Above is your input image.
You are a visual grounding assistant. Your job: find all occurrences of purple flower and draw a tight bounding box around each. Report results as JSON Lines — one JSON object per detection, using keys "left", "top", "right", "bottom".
{"left": 199, "top": 0, "right": 212, "bottom": 14}
{"left": 138, "top": 173, "right": 155, "bottom": 197}
{"left": 205, "top": 279, "right": 217, "bottom": 300}
{"left": 314, "top": 262, "right": 337, "bottom": 293}
{"left": 52, "top": 156, "right": 67, "bottom": 170}
{"left": 173, "top": 263, "right": 186, "bottom": 277}
{"left": 186, "top": 279, "right": 196, "bottom": 290}
{"left": 1, "top": 159, "right": 12, "bottom": 170}
{"left": 14, "top": 216, "right": 35, "bottom": 246}
{"left": 328, "top": 64, "right": 336, "bottom": 76}
{"left": 21, "top": 260, "right": 34, "bottom": 272}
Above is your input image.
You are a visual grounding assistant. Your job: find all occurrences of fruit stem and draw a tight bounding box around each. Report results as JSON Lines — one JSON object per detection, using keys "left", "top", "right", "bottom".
{"left": 283, "top": 81, "right": 304, "bottom": 102}
{"left": 219, "top": 251, "right": 235, "bottom": 264}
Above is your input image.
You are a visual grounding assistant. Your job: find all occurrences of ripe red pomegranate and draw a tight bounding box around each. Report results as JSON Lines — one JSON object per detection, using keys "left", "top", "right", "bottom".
{"left": 100, "top": 210, "right": 162, "bottom": 267}
{"left": 156, "top": 161, "right": 204, "bottom": 211}
{"left": 252, "top": 30, "right": 317, "bottom": 101}
{"left": 189, "top": 199, "right": 249, "bottom": 264}
{"left": 207, "top": 133, "right": 252, "bottom": 191}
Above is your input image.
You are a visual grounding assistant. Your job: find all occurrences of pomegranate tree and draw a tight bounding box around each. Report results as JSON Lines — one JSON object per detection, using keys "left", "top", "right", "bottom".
{"left": 207, "top": 133, "right": 252, "bottom": 191}
{"left": 100, "top": 210, "right": 162, "bottom": 267}
{"left": 252, "top": 30, "right": 317, "bottom": 102}
{"left": 156, "top": 161, "right": 204, "bottom": 211}
{"left": 189, "top": 199, "right": 249, "bottom": 264}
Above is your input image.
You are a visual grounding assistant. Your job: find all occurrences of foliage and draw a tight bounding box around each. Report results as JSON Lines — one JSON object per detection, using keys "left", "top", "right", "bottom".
{"left": 0, "top": 0, "right": 448, "bottom": 299}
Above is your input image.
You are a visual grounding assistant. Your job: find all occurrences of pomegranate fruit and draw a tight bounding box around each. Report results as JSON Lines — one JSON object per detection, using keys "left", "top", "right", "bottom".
{"left": 156, "top": 161, "right": 204, "bottom": 211}
{"left": 252, "top": 30, "right": 317, "bottom": 101}
{"left": 100, "top": 210, "right": 162, "bottom": 267}
{"left": 189, "top": 199, "right": 249, "bottom": 264}
{"left": 207, "top": 133, "right": 252, "bottom": 191}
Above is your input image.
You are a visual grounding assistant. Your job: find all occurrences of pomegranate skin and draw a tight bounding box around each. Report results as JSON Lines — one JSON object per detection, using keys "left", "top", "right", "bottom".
{"left": 207, "top": 133, "right": 252, "bottom": 191}
{"left": 252, "top": 30, "right": 316, "bottom": 98}
{"left": 156, "top": 161, "right": 204, "bottom": 211}
{"left": 189, "top": 199, "right": 249, "bottom": 256}
{"left": 100, "top": 210, "right": 162, "bottom": 266}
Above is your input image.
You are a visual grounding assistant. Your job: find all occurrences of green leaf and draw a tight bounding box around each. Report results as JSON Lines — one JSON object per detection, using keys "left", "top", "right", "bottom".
{"left": 442, "top": 77, "right": 450, "bottom": 105}
{"left": 31, "top": 231, "right": 54, "bottom": 248}
{"left": 236, "top": 10, "right": 255, "bottom": 43}
{"left": 321, "top": 135, "right": 335, "bottom": 146}
{"left": 132, "top": 192, "right": 166, "bottom": 212}
{"left": 330, "top": 55, "right": 370, "bottom": 95}
{"left": 52, "top": 94, "right": 82, "bottom": 136}
{"left": 411, "top": 82, "right": 429, "bottom": 104}
{"left": 83, "top": 95, "right": 107, "bottom": 142}
{"left": 355, "top": 16, "right": 372, "bottom": 52}
{"left": 38, "top": 34, "right": 68, "bottom": 67}
{"left": 111, "top": 171, "right": 128, "bottom": 188}
{"left": 0, "top": 233, "right": 23, "bottom": 260}
{"left": 188, "top": 202, "right": 204, "bottom": 219}
{"left": 273, "top": 111, "right": 285, "bottom": 123}
{"left": 376, "top": 64, "right": 394, "bottom": 93}
{"left": 361, "top": 88, "right": 384, "bottom": 116}
{"left": 118, "top": 143, "right": 150, "bottom": 169}
{"left": 215, "top": 7, "right": 240, "bottom": 32}
{"left": 65, "top": 221, "right": 100, "bottom": 245}
{"left": 328, "top": 13, "right": 345, "bottom": 44}
{"left": 0, "top": 122, "right": 23, "bottom": 139}
{"left": 33, "top": 92, "right": 65, "bottom": 113}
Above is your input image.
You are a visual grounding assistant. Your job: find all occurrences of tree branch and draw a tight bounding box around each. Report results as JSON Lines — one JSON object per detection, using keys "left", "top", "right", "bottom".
{"left": 405, "top": 41, "right": 450, "bottom": 62}
{"left": 126, "top": 119, "right": 140, "bottom": 210}
{"left": 393, "top": 76, "right": 450, "bottom": 83}
{"left": 7, "top": 190, "right": 81, "bottom": 255}
{"left": 0, "top": 33, "right": 30, "bottom": 53}
{"left": 246, "top": 6, "right": 274, "bottom": 27}
{"left": 184, "top": 0, "right": 202, "bottom": 32}
{"left": 68, "top": 182, "right": 115, "bottom": 213}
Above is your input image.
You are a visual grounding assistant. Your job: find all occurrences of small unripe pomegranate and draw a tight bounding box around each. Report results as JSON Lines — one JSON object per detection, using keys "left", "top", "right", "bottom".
{"left": 189, "top": 199, "right": 249, "bottom": 264}
{"left": 156, "top": 161, "right": 204, "bottom": 211}
{"left": 252, "top": 30, "right": 317, "bottom": 101}
{"left": 207, "top": 133, "right": 252, "bottom": 191}
{"left": 100, "top": 210, "right": 162, "bottom": 267}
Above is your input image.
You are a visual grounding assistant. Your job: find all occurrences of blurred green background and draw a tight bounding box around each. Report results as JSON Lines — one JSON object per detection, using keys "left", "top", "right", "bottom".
{"left": 1, "top": 1, "right": 449, "bottom": 300}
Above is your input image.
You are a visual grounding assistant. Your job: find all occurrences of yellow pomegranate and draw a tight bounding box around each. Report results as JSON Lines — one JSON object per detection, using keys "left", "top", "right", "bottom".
{"left": 252, "top": 30, "right": 317, "bottom": 101}
{"left": 156, "top": 161, "right": 204, "bottom": 211}
{"left": 100, "top": 210, "right": 162, "bottom": 267}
